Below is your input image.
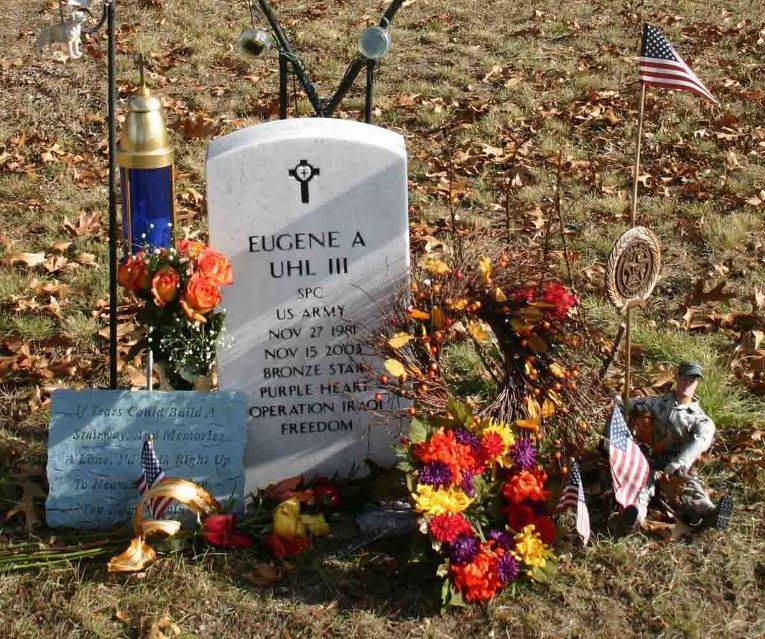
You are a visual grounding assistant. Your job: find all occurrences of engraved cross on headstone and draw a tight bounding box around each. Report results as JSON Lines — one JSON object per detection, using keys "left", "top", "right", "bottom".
{"left": 288, "top": 159, "right": 320, "bottom": 204}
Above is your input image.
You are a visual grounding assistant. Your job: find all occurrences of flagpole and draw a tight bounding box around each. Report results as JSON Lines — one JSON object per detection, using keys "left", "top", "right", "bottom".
{"left": 623, "top": 82, "right": 647, "bottom": 410}
{"left": 630, "top": 83, "right": 647, "bottom": 227}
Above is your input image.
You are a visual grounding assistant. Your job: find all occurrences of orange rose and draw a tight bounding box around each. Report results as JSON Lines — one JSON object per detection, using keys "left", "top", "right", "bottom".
{"left": 117, "top": 254, "right": 150, "bottom": 292}
{"left": 150, "top": 266, "right": 180, "bottom": 307}
{"left": 197, "top": 248, "right": 233, "bottom": 286}
{"left": 181, "top": 273, "right": 221, "bottom": 323}
{"left": 176, "top": 238, "right": 206, "bottom": 258}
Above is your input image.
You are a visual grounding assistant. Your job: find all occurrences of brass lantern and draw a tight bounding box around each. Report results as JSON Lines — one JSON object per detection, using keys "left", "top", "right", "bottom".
{"left": 117, "top": 59, "right": 175, "bottom": 256}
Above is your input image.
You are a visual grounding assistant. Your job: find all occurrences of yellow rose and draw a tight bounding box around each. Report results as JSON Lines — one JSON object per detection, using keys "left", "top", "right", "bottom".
{"left": 300, "top": 513, "right": 330, "bottom": 536}
{"left": 272, "top": 498, "right": 306, "bottom": 539}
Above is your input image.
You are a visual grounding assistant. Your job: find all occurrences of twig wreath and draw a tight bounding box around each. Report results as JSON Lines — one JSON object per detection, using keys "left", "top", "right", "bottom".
{"left": 370, "top": 238, "right": 602, "bottom": 455}
{"left": 367, "top": 235, "right": 604, "bottom": 606}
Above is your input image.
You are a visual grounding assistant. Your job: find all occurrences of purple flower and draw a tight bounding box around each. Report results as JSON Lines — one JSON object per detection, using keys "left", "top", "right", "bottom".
{"left": 460, "top": 471, "right": 476, "bottom": 497}
{"left": 454, "top": 428, "right": 480, "bottom": 453}
{"left": 418, "top": 461, "right": 452, "bottom": 486}
{"left": 488, "top": 529, "right": 512, "bottom": 550}
{"left": 497, "top": 553, "right": 520, "bottom": 583}
{"left": 448, "top": 534, "right": 479, "bottom": 564}
{"left": 511, "top": 437, "right": 537, "bottom": 470}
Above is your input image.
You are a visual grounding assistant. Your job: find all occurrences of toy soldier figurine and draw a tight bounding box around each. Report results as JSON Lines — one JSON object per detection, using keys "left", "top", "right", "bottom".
{"left": 625, "top": 361, "right": 733, "bottom": 530}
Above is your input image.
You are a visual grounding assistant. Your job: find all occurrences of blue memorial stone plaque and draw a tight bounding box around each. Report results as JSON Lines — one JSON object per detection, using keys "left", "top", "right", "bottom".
{"left": 46, "top": 389, "right": 246, "bottom": 529}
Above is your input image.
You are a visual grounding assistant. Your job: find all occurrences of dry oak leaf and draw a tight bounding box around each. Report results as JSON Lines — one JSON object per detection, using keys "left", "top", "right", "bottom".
{"left": 6, "top": 252, "right": 45, "bottom": 268}
{"left": 384, "top": 358, "right": 407, "bottom": 379}
{"left": 63, "top": 211, "right": 102, "bottom": 237}
{"left": 424, "top": 258, "right": 450, "bottom": 275}
{"left": 244, "top": 562, "right": 289, "bottom": 586}
{"left": 467, "top": 320, "right": 489, "bottom": 342}
{"left": 431, "top": 306, "right": 445, "bottom": 330}
{"left": 388, "top": 332, "right": 414, "bottom": 349}
{"left": 756, "top": 287, "right": 765, "bottom": 310}
{"left": 44, "top": 255, "right": 69, "bottom": 273}
{"left": 408, "top": 308, "right": 430, "bottom": 321}
{"left": 479, "top": 256, "right": 492, "bottom": 282}
{"left": 686, "top": 278, "right": 735, "bottom": 306}
{"left": 5, "top": 480, "right": 45, "bottom": 533}
{"left": 141, "top": 613, "right": 181, "bottom": 639}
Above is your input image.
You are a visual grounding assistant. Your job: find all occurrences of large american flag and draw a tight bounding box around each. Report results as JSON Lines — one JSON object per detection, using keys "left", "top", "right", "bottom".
{"left": 556, "top": 460, "right": 590, "bottom": 545}
{"left": 608, "top": 406, "right": 650, "bottom": 508}
{"left": 136, "top": 435, "right": 171, "bottom": 518}
{"left": 638, "top": 24, "right": 718, "bottom": 105}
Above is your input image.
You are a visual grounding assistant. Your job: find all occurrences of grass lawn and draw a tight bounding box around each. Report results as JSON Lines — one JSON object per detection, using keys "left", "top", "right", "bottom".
{"left": 1, "top": 0, "right": 764, "bottom": 637}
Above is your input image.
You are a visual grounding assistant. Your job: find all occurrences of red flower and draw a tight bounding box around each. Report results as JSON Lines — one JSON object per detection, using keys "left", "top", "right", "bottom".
{"left": 261, "top": 532, "right": 309, "bottom": 558}
{"left": 201, "top": 514, "right": 252, "bottom": 548}
{"left": 501, "top": 469, "right": 550, "bottom": 504}
{"left": 428, "top": 512, "right": 474, "bottom": 544}
{"left": 530, "top": 515, "right": 556, "bottom": 545}
{"left": 479, "top": 431, "right": 506, "bottom": 464}
{"left": 117, "top": 253, "right": 150, "bottom": 292}
{"left": 505, "top": 504, "right": 555, "bottom": 544}
{"left": 506, "top": 503, "right": 536, "bottom": 531}
{"left": 413, "top": 429, "right": 482, "bottom": 483}
{"left": 541, "top": 281, "right": 576, "bottom": 320}
{"left": 450, "top": 544, "right": 500, "bottom": 601}
{"left": 510, "top": 285, "right": 537, "bottom": 304}
{"left": 312, "top": 477, "right": 341, "bottom": 510}
{"left": 176, "top": 238, "right": 206, "bottom": 258}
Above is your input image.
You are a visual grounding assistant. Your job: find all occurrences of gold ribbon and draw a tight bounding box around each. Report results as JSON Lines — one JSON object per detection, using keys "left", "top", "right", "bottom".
{"left": 107, "top": 478, "right": 221, "bottom": 573}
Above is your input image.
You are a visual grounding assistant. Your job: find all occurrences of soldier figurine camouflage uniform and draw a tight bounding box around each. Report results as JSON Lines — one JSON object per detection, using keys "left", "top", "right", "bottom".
{"left": 626, "top": 361, "right": 733, "bottom": 530}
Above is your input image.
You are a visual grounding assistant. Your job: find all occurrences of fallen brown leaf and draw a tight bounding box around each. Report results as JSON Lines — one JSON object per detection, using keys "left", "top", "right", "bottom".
{"left": 6, "top": 252, "right": 45, "bottom": 268}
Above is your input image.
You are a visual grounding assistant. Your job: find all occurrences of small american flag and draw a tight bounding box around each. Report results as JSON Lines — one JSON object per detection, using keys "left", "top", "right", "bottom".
{"left": 638, "top": 24, "right": 718, "bottom": 104}
{"left": 608, "top": 405, "right": 650, "bottom": 508}
{"left": 556, "top": 460, "right": 590, "bottom": 545}
{"left": 136, "top": 435, "right": 171, "bottom": 518}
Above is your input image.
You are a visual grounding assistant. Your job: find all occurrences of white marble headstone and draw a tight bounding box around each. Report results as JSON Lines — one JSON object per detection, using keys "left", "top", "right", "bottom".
{"left": 207, "top": 119, "right": 409, "bottom": 494}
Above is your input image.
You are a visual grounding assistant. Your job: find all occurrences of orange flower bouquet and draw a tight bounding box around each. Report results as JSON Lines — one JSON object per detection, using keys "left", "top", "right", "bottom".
{"left": 118, "top": 239, "right": 233, "bottom": 388}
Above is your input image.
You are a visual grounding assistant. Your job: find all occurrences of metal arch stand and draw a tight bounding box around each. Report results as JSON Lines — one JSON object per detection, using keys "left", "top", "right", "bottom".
{"left": 255, "top": 0, "right": 405, "bottom": 122}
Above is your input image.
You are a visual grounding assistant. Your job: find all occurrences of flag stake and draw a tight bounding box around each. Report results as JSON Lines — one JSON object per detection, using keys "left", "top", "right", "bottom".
{"left": 623, "top": 82, "right": 646, "bottom": 410}
{"left": 630, "top": 83, "right": 647, "bottom": 227}
{"left": 623, "top": 306, "right": 632, "bottom": 409}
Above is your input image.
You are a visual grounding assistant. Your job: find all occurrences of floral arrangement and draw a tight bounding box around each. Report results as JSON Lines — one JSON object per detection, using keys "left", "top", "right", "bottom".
{"left": 398, "top": 400, "right": 556, "bottom": 606}
{"left": 237, "top": 475, "right": 340, "bottom": 559}
{"left": 105, "top": 474, "right": 339, "bottom": 573}
{"left": 371, "top": 242, "right": 602, "bottom": 455}
{"left": 118, "top": 239, "right": 233, "bottom": 388}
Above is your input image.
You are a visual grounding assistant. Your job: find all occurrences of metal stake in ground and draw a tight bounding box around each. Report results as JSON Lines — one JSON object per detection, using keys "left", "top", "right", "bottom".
{"left": 63, "top": 1, "right": 117, "bottom": 388}
{"left": 604, "top": 227, "right": 661, "bottom": 408}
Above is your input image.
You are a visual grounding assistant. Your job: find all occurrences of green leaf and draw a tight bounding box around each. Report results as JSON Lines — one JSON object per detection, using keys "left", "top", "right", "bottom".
{"left": 395, "top": 459, "right": 413, "bottom": 473}
{"left": 448, "top": 582, "right": 467, "bottom": 607}
{"left": 440, "top": 577, "right": 451, "bottom": 608}
{"left": 446, "top": 398, "right": 473, "bottom": 428}
{"left": 408, "top": 416, "right": 429, "bottom": 443}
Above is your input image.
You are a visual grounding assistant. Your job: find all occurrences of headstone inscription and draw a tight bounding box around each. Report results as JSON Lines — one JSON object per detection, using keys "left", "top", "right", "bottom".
{"left": 207, "top": 119, "right": 409, "bottom": 494}
{"left": 46, "top": 389, "right": 246, "bottom": 529}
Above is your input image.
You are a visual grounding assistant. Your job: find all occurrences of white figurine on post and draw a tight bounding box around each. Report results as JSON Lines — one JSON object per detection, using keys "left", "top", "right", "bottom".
{"left": 35, "top": 10, "right": 88, "bottom": 59}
